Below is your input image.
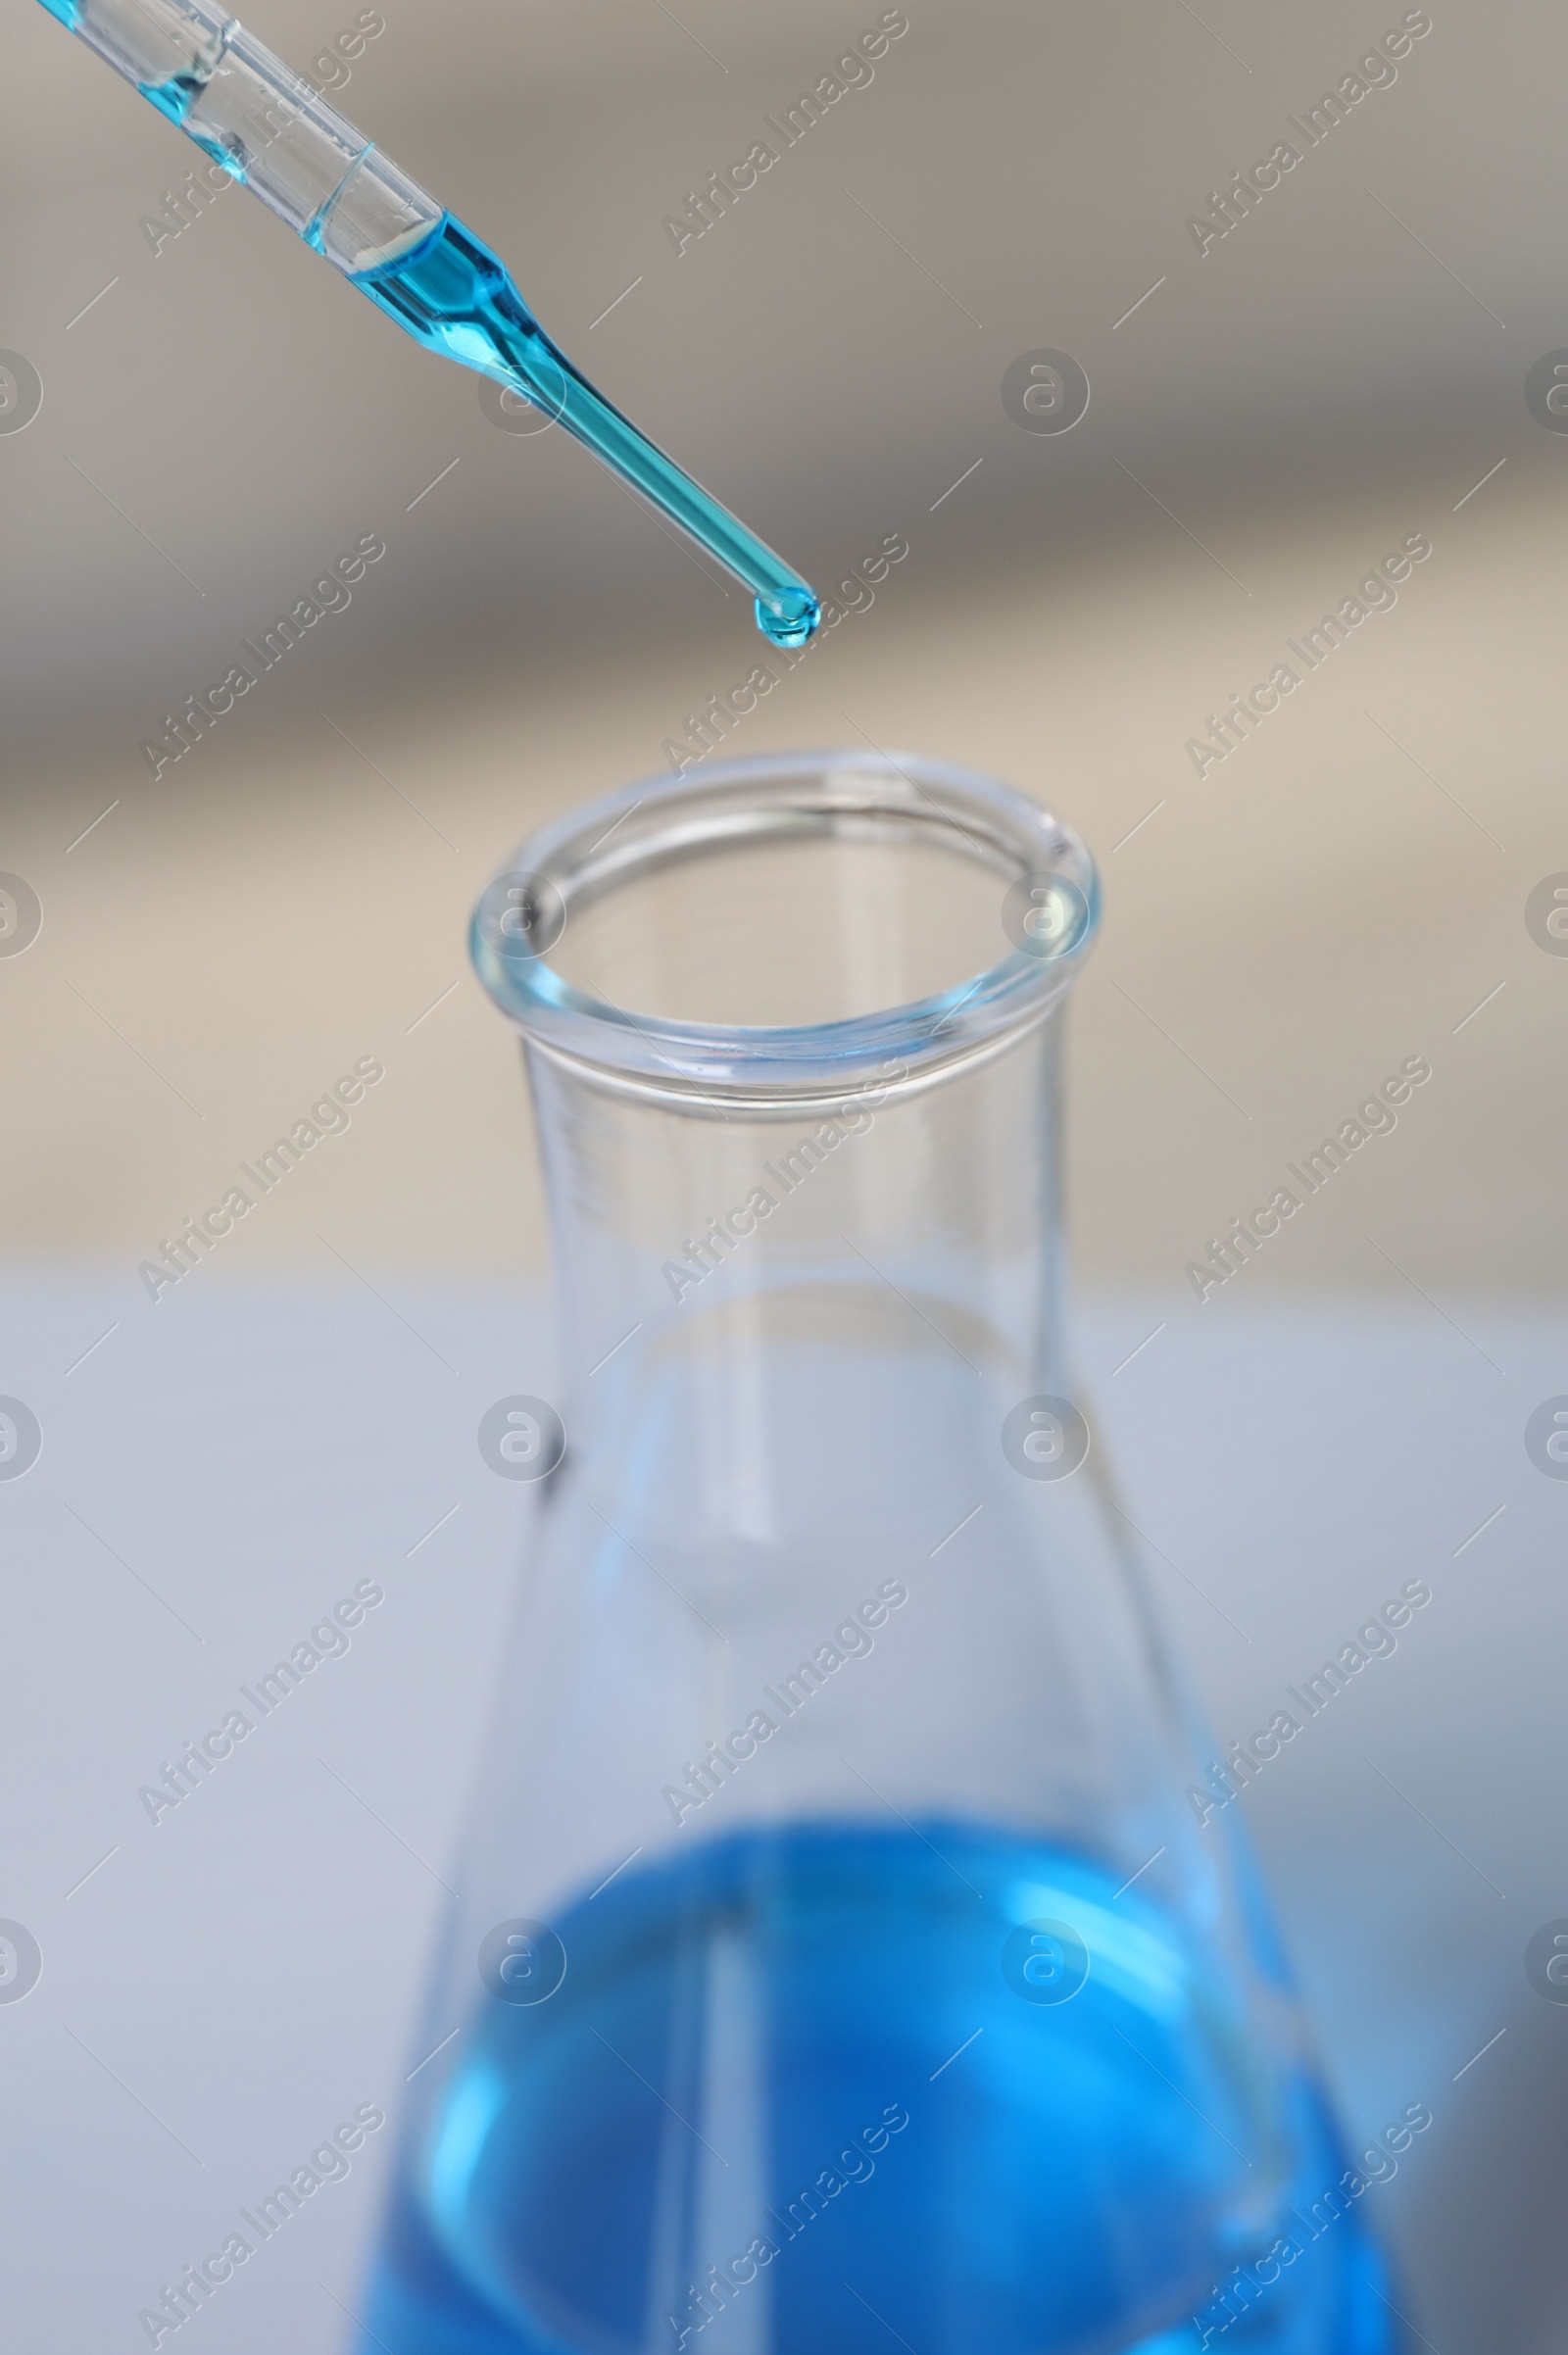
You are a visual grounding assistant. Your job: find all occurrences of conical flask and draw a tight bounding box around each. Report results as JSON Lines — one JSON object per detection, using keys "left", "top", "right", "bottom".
{"left": 361, "top": 752, "right": 1397, "bottom": 2355}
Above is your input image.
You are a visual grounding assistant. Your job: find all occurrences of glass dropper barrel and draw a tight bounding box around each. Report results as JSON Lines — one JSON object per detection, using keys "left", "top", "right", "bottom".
{"left": 35, "top": 0, "right": 821, "bottom": 648}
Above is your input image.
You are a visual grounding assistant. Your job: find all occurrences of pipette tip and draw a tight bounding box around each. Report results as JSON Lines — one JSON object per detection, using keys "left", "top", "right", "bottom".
{"left": 756, "top": 588, "right": 821, "bottom": 648}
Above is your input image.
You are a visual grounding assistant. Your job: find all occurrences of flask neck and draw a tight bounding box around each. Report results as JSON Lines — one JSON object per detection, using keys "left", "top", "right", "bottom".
{"left": 528, "top": 1007, "right": 1069, "bottom": 1544}
{"left": 475, "top": 748, "right": 1099, "bottom": 1550}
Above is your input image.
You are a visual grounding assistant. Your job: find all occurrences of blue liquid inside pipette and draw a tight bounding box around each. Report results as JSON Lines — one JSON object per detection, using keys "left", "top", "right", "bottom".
{"left": 358, "top": 1823, "right": 1394, "bottom": 2355}
{"left": 352, "top": 216, "right": 820, "bottom": 649}
{"left": 40, "top": 6, "right": 820, "bottom": 647}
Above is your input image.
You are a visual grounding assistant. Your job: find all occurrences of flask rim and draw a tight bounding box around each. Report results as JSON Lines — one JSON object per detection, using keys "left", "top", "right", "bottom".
{"left": 469, "top": 750, "right": 1100, "bottom": 1100}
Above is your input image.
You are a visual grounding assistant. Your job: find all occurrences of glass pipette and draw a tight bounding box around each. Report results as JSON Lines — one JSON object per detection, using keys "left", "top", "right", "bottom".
{"left": 36, "top": 0, "right": 821, "bottom": 648}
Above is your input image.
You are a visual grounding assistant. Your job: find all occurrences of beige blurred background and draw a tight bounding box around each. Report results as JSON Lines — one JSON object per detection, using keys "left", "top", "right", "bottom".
{"left": 4, "top": 9, "right": 1568, "bottom": 2354}
{"left": 2, "top": 0, "right": 1565, "bottom": 1306}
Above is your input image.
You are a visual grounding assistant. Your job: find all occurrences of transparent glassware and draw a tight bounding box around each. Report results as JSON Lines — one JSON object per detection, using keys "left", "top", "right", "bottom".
{"left": 39, "top": 0, "right": 821, "bottom": 639}
{"left": 359, "top": 752, "right": 1396, "bottom": 2355}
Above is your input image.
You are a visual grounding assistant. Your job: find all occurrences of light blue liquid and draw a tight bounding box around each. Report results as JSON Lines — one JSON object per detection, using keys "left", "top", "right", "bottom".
{"left": 352, "top": 216, "right": 820, "bottom": 649}
{"left": 359, "top": 1824, "right": 1395, "bottom": 2355}
{"left": 41, "top": 6, "right": 819, "bottom": 643}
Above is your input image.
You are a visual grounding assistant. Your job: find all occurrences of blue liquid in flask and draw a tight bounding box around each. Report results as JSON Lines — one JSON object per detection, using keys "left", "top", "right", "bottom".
{"left": 360, "top": 1824, "right": 1394, "bottom": 2355}
{"left": 351, "top": 217, "right": 820, "bottom": 651}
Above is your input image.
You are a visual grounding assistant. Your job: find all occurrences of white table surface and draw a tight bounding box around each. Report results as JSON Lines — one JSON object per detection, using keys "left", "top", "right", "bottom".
{"left": 1, "top": 1274, "right": 1562, "bottom": 2354}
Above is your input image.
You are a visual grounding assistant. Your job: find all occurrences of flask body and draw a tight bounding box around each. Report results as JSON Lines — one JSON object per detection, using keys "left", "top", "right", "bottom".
{"left": 361, "top": 754, "right": 1394, "bottom": 2355}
